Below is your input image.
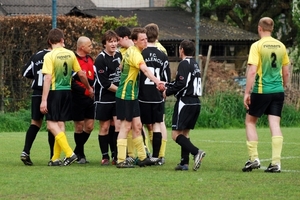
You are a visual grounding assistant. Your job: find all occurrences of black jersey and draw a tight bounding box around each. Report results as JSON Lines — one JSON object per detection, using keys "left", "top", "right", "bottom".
{"left": 139, "top": 47, "right": 170, "bottom": 103}
{"left": 94, "top": 50, "right": 122, "bottom": 103}
{"left": 22, "top": 49, "right": 50, "bottom": 95}
{"left": 166, "top": 57, "right": 201, "bottom": 98}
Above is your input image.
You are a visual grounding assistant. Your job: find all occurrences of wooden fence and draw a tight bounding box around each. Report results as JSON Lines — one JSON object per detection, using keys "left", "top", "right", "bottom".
{"left": 291, "top": 72, "right": 300, "bottom": 90}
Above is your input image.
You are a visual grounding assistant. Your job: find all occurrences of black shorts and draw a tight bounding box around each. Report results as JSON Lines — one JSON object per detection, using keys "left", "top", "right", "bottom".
{"left": 95, "top": 103, "right": 116, "bottom": 121}
{"left": 31, "top": 95, "right": 44, "bottom": 120}
{"left": 116, "top": 98, "right": 140, "bottom": 121}
{"left": 172, "top": 97, "right": 201, "bottom": 130}
{"left": 46, "top": 90, "right": 72, "bottom": 121}
{"left": 139, "top": 102, "right": 164, "bottom": 124}
{"left": 71, "top": 95, "right": 94, "bottom": 121}
{"left": 248, "top": 92, "right": 284, "bottom": 117}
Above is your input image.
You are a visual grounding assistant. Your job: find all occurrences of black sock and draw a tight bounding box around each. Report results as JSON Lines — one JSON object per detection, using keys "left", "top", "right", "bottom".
{"left": 98, "top": 135, "right": 110, "bottom": 159}
{"left": 180, "top": 138, "right": 190, "bottom": 165}
{"left": 23, "top": 124, "right": 40, "bottom": 155}
{"left": 48, "top": 131, "right": 55, "bottom": 159}
{"left": 175, "top": 134, "right": 198, "bottom": 155}
{"left": 108, "top": 126, "right": 115, "bottom": 158}
{"left": 74, "top": 132, "right": 83, "bottom": 156}
{"left": 152, "top": 132, "right": 162, "bottom": 158}
{"left": 113, "top": 131, "right": 119, "bottom": 160}
{"left": 81, "top": 131, "right": 91, "bottom": 157}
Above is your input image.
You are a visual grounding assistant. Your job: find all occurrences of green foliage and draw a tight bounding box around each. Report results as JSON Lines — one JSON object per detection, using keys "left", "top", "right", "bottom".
{"left": 0, "top": 15, "right": 137, "bottom": 113}
{"left": 165, "top": 91, "right": 300, "bottom": 129}
{"left": 100, "top": 15, "right": 138, "bottom": 34}
{"left": 1, "top": 92, "right": 300, "bottom": 132}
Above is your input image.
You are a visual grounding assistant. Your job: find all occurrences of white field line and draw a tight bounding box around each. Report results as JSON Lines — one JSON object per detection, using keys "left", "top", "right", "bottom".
{"left": 199, "top": 139, "right": 300, "bottom": 173}
{"left": 199, "top": 140, "right": 300, "bottom": 145}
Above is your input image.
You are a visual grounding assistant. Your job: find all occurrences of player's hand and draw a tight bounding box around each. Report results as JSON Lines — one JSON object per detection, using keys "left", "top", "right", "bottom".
{"left": 88, "top": 87, "right": 94, "bottom": 99}
{"left": 40, "top": 100, "right": 48, "bottom": 114}
{"left": 156, "top": 81, "right": 166, "bottom": 92}
{"left": 243, "top": 93, "right": 250, "bottom": 110}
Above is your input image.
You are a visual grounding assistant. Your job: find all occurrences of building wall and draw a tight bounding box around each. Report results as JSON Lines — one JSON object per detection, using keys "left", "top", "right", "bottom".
{"left": 91, "top": 0, "right": 167, "bottom": 8}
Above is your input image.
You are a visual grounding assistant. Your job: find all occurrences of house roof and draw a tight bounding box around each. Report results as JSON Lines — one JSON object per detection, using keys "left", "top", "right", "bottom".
{"left": 82, "top": 7, "right": 259, "bottom": 43}
{"left": 0, "top": 0, "right": 96, "bottom": 15}
{"left": 0, "top": 2, "right": 258, "bottom": 43}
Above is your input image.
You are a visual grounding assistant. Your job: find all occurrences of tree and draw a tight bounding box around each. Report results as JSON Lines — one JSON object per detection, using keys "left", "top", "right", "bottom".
{"left": 167, "top": 0, "right": 296, "bottom": 47}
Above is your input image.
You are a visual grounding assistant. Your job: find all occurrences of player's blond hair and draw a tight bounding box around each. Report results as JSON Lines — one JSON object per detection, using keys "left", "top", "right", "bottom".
{"left": 258, "top": 17, "right": 274, "bottom": 32}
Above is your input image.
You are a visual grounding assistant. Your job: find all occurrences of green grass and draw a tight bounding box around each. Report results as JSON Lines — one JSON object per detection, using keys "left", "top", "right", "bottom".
{"left": 1, "top": 128, "right": 300, "bottom": 199}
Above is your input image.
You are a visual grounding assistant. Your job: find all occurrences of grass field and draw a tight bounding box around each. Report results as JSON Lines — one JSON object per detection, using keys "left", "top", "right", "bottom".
{"left": 1, "top": 128, "right": 300, "bottom": 200}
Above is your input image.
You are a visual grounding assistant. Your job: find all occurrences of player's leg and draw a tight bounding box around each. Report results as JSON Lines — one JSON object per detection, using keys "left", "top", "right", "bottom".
{"left": 47, "top": 91, "right": 77, "bottom": 166}
{"left": 158, "top": 118, "right": 167, "bottom": 165}
{"left": 265, "top": 93, "right": 284, "bottom": 173}
{"left": 73, "top": 120, "right": 84, "bottom": 160}
{"left": 111, "top": 116, "right": 120, "bottom": 165}
{"left": 115, "top": 98, "right": 134, "bottom": 168}
{"left": 96, "top": 103, "right": 113, "bottom": 165}
{"left": 21, "top": 96, "right": 43, "bottom": 166}
{"left": 21, "top": 119, "right": 42, "bottom": 166}
{"left": 108, "top": 123, "right": 115, "bottom": 162}
{"left": 98, "top": 120, "right": 111, "bottom": 165}
{"left": 243, "top": 93, "right": 266, "bottom": 172}
{"left": 80, "top": 100, "right": 95, "bottom": 163}
{"left": 151, "top": 122, "right": 162, "bottom": 163}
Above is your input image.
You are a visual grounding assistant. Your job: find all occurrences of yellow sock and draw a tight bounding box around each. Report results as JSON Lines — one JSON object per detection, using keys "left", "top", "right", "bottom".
{"left": 51, "top": 140, "right": 61, "bottom": 161}
{"left": 159, "top": 139, "right": 167, "bottom": 158}
{"left": 148, "top": 130, "right": 153, "bottom": 145}
{"left": 127, "top": 130, "right": 136, "bottom": 158}
{"left": 117, "top": 138, "right": 127, "bottom": 163}
{"left": 272, "top": 136, "right": 283, "bottom": 165}
{"left": 133, "top": 136, "right": 146, "bottom": 161}
{"left": 144, "top": 131, "right": 151, "bottom": 153}
{"left": 55, "top": 132, "right": 73, "bottom": 158}
{"left": 246, "top": 141, "right": 258, "bottom": 161}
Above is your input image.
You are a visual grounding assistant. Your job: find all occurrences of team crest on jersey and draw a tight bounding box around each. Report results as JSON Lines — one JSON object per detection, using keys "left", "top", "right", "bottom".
{"left": 98, "top": 69, "right": 104, "bottom": 73}
{"left": 88, "top": 71, "right": 92, "bottom": 76}
{"left": 179, "top": 76, "right": 184, "bottom": 80}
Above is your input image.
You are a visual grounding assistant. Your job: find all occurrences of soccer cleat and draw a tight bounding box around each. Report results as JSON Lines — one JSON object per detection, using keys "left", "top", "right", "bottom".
{"left": 193, "top": 150, "right": 206, "bottom": 171}
{"left": 242, "top": 158, "right": 261, "bottom": 172}
{"left": 111, "top": 158, "right": 117, "bottom": 165}
{"left": 175, "top": 164, "right": 189, "bottom": 171}
{"left": 150, "top": 157, "right": 160, "bottom": 165}
{"left": 20, "top": 152, "right": 33, "bottom": 166}
{"left": 264, "top": 163, "right": 281, "bottom": 173}
{"left": 137, "top": 157, "right": 155, "bottom": 167}
{"left": 101, "top": 158, "right": 110, "bottom": 166}
{"left": 116, "top": 160, "right": 135, "bottom": 168}
{"left": 157, "top": 157, "right": 165, "bottom": 165}
{"left": 77, "top": 157, "right": 89, "bottom": 164}
{"left": 126, "top": 156, "right": 136, "bottom": 165}
{"left": 63, "top": 153, "right": 78, "bottom": 166}
{"left": 48, "top": 159, "right": 62, "bottom": 166}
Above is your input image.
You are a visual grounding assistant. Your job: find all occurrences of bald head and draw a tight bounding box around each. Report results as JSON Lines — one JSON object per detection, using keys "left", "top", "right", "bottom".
{"left": 77, "top": 36, "right": 91, "bottom": 49}
{"left": 76, "top": 36, "right": 92, "bottom": 56}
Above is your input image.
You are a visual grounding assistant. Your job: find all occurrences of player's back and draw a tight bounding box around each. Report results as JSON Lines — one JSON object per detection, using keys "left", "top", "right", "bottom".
{"left": 139, "top": 47, "right": 168, "bottom": 102}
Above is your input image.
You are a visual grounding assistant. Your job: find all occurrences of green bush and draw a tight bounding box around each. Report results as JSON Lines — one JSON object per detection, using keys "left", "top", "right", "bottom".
{"left": 1, "top": 91, "right": 300, "bottom": 132}
{"left": 164, "top": 91, "right": 300, "bottom": 129}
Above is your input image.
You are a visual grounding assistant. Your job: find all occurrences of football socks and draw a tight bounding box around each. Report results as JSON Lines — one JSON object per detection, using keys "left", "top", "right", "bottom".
{"left": 117, "top": 138, "right": 127, "bottom": 163}
{"left": 272, "top": 136, "right": 283, "bottom": 165}
{"left": 246, "top": 141, "right": 258, "bottom": 161}
{"left": 133, "top": 136, "right": 147, "bottom": 161}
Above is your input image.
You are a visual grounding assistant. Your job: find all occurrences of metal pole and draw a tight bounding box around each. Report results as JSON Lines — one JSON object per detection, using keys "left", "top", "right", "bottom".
{"left": 52, "top": 0, "right": 57, "bottom": 28}
{"left": 195, "top": 0, "right": 200, "bottom": 64}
